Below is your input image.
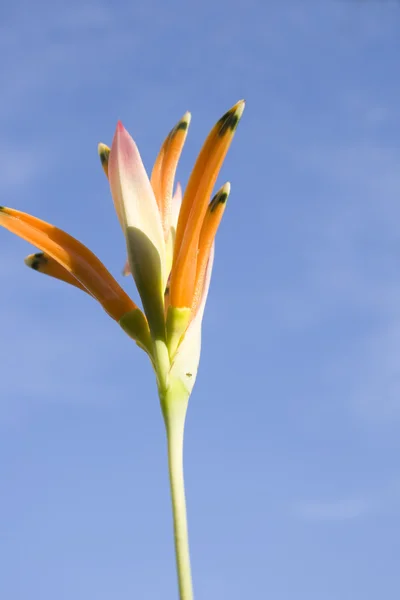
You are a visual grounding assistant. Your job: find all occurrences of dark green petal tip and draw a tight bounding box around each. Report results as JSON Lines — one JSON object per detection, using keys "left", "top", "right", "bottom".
{"left": 169, "top": 111, "right": 191, "bottom": 140}
{"left": 98, "top": 146, "right": 110, "bottom": 165}
{"left": 176, "top": 120, "right": 188, "bottom": 132}
{"left": 209, "top": 183, "right": 231, "bottom": 212}
{"left": 25, "top": 252, "right": 48, "bottom": 271}
{"left": 217, "top": 100, "right": 245, "bottom": 137}
{"left": 98, "top": 143, "right": 110, "bottom": 177}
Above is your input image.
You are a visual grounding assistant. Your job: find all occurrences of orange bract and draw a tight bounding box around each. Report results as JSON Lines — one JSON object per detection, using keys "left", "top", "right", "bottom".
{"left": 0, "top": 207, "right": 137, "bottom": 321}
{"left": 169, "top": 100, "right": 244, "bottom": 309}
{"left": 191, "top": 184, "right": 230, "bottom": 316}
{"left": 151, "top": 112, "right": 191, "bottom": 236}
{"left": 25, "top": 252, "right": 90, "bottom": 294}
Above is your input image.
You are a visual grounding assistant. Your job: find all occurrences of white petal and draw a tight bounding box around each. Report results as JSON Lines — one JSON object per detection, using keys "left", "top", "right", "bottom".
{"left": 165, "top": 182, "right": 183, "bottom": 275}
{"left": 170, "top": 182, "right": 183, "bottom": 233}
{"left": 109, "top": 122, "right": 167, "bottom": 281}
{"left": 108, "top": 122, "right": 167, "bottom": 333}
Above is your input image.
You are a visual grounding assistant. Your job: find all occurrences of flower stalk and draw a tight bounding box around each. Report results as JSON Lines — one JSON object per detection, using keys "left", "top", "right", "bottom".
{"left": 161, "top": 379, "right": 193, "bottom": 600}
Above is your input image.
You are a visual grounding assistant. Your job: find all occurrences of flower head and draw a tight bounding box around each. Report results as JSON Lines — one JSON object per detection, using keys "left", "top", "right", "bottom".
{"left": 0, "top": 101, "right": 244, "bottom": 397}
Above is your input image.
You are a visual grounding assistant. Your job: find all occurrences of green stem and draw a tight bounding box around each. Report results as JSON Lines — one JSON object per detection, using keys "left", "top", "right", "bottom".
{"left": 163, "top": 392, "right": 193, "bottom": 600}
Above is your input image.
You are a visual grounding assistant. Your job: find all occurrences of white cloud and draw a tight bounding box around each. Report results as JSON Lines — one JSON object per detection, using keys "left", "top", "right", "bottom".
{"left": 294, "top": 497, "right": 369, "bottom": 521}
{"left": 351, "top": 323, "right": 400, "bottom": 421}
{"left": 293, "top": 478, "right": 400, "bottom": 521}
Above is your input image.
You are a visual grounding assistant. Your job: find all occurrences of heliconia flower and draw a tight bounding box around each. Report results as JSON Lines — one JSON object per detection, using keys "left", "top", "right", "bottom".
{"left": 0, "top": 100, "right": 244, "bottom": 600}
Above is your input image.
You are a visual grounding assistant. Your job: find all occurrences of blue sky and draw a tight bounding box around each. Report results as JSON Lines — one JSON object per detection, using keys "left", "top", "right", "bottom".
{"left": 1, "top": 1, "right": 400, "bottom": 598}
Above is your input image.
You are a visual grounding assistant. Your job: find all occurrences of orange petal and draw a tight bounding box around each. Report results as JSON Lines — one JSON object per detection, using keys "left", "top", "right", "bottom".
{"left": 191, "top": 183, "right": 230, "bottom": 315}
{"left": 169, "top": 245, "right": 215, "bottom": 395}
{"left": 0, "top": 206, "right": 137, "bottom": 321}
{"left": 150, "top": 137, "right": 166, "bottom": 213}
{"left": 159, "top": 113, "right": 191, "bottom": 235}
{"left": 170, "top": 100, "right": 244, "bottom": 308}
{"left": 25, "top": 252, "right": 90, "bottom": 294}
{"left": 151, "top": 112, "right": 191, "bottom": 236}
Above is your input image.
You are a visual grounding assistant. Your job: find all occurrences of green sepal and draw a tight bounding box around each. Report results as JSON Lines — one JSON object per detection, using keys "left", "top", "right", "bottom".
{"left": 166, "top": 306, "right": 191, "bottom": 359}
{"left": 125, "top": 227, "right": 166, "bottom": 341}
{"left": 119, "top": 308, "right": 153, "bottom": 356}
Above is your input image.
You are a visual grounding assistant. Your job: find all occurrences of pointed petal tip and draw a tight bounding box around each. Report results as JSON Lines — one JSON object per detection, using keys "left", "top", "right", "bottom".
{"left": 181, "top": 111, "right": 191, "bottom": 126}
{"left": 221, "top": 181, "right": 231, "bottom": 195}
{"left": 98, "top": 142, "right": 109, "bottom": 155}
{"left": 24, "top": 252, "right": 46, "bottom": 270}
{"left": 217, "top": 100, "right": 245, "bottom": 137}
{"left": 114, "top": 120, "right": 129, "bottom": 141}
{"left": 209, "top": 182, "right": 231, "bottom": 212}
{"left": 98, "top": 143, "right": 110, "bottom": 166}
{"left": 173, "top": 112, "right": 191, "bottom": 135}
{"left": 236, "top": 100, "right": 245, "bottom": 120}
